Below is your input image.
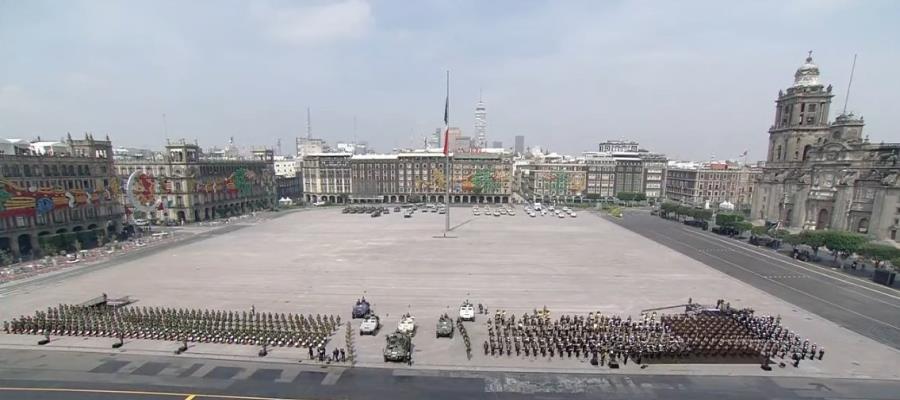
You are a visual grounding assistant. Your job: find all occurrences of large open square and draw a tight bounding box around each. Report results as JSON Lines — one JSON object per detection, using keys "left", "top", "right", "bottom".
{"left": 2, "top": 207, "right": 898, "bottom": 379}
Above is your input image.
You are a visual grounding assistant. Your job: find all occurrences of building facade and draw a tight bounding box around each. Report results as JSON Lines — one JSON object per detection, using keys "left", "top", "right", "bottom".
{"left": 751, "top": 54, "right": 900, "bottom": 242}
{"left": 302, "top": 151, "right": 513, "bottom": 204}
{"left": 0, "top": 134, "right": 124, "bottom": 258}
{"left": 641, "top": 153, "right": 667, "bottom": 200}
{"left": 517, "top": 162, "right": 587, "bottom": 203}
{"left": 666, "top": 162, "right": 759, "bottom": 210}
{"left": 583, "top": 152, "right": 617, "bottom": 199}
{"left": 514, "top": 135, "right": 525, "bottom": 156}
{"left": 599, "top": 140, "right": 640, "bottom": 153}
{"left": 115, "top": 140, "right": 276, "bottom": 223}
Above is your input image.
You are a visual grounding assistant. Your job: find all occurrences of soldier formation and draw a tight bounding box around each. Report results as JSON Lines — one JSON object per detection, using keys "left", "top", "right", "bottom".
{"left": 483, "top": 301, "right": 824, "bottom": 367}
{"left": 456, "top": 316, "right": 472, "bottom": 359}
{"left": 5, "top": 303, "right": 340, "bottom": 350}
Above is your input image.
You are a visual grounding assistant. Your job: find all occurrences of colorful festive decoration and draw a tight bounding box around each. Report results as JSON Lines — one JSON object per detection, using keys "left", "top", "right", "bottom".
{"left": 0, "top": 179, "right": 102, "bottom": 218}
{"left": 125, "top": 171, "right": 162, "bottom": 212}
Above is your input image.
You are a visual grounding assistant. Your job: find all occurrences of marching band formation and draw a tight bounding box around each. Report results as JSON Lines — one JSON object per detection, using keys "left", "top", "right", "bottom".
{"left": 483, "top": 300, "right": 824, "bottom": 367}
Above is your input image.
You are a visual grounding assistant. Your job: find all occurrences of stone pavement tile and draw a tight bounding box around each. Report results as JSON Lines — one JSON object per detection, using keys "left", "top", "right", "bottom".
{"left": 88, "top": 360, "right": 129, "bottom": 374}
{"left": 130, "top": 361, "right": 168, "bottom": 376}
{"left": 203, "top": 366, "right": 242, "bottom": 380}
{"left": 248, "top": 368, "right": 282, "bottom": 381}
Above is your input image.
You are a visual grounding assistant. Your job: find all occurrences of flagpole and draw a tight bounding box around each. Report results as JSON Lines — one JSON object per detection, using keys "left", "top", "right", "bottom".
{"left": 444, "top": 70, "right": 451, "bottom": 236}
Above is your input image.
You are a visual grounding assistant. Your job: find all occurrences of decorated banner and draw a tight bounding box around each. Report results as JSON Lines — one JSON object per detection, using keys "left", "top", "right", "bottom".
{"left": 0, "top": 178, "right": 116, "bottom": 218}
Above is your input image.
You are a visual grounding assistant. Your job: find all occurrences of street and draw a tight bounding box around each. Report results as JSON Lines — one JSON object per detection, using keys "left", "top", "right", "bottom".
{"left": 611, "top": 211, "right": 900, "bottom": 350}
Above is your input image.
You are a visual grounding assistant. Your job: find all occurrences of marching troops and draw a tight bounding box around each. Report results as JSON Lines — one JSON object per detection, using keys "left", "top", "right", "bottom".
{"left": 5, "top": 303, "right": 340, "bottom": 350}
{"left": 482, "top": 301, "right": 824, "bottom": 367}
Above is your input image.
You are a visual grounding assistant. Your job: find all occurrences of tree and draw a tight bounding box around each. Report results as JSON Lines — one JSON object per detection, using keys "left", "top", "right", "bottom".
{"left": 750, "top": 226, "right": 769, "bottom": 236}
{"left": 716, "top": 213, "right": 744, "bottom": 227}
{"left": 798, "top": 231, "right": 826, "bottom": 255}
{"left": 692, "top": 209, "right": 713, "bottom": 222}
{"left": 858, "top": 243, "right": 900, "bottom": 263}
{"left": 734, "top": 221, "right": 753, "bottom": 234}
{"left": 782, "top": 233, "right": 803, "bottom": 250}
{"left": 818, "top": 230, "right": 869, "bottom": 262}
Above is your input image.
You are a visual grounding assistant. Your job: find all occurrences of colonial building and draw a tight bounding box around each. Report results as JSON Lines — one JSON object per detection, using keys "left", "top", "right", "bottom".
{"left": 666, "top": 162, "right": 760, "bottom": 210}
{"left": 752, "top": 54, "right": 900, "bottom": 242}
{"left": 301, "top": 151, "right": 513, "bottom": 204}
{"left": 114, "top": 140, "right": 276, "bottom": 223}
{"left": 0, "top": 134, "right": 124, "bottom": 258}
{"left": 516, "top": 162, "right": 587, "bottom": 203}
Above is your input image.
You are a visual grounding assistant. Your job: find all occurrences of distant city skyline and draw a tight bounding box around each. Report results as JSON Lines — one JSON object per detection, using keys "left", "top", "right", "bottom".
{"left": 2, "top": 1, "right": 899, "bottom": 160}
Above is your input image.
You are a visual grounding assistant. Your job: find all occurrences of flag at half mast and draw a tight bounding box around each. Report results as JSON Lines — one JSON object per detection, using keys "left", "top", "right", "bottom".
{"left": 442, "top": 94, "right": 450, "bottom": 155}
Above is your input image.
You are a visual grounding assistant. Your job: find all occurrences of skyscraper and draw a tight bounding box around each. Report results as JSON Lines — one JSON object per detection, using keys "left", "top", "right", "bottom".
{"left": 514, "top": 135, "right": 525, "bottom": 155}
{"left": 474, "top": 96, "right": 487, "bottom": 149}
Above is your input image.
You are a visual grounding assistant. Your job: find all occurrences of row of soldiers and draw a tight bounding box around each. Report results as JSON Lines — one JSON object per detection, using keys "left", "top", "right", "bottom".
{"left": 5, "top": 304, "right": 340, "bottom": 349}
{"left": 457, "top": 317, "right": 472, "bottom": 359}
{"left": 483, "top": 302, "right": 824, "bottom": 366}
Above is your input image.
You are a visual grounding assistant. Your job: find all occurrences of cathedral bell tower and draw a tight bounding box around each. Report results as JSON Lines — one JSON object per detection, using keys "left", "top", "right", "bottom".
{"left": 767, "top": 52, "right": 834, "bottom": 164}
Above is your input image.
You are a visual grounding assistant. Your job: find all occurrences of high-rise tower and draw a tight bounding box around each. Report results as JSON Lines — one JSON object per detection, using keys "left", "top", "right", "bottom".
{"left": 474, "top": 94, "right": 487, "bottom": 149}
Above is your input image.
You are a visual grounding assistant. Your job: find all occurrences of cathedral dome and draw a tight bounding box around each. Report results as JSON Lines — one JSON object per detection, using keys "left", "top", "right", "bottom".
{"left": 793, "top": 51, "right": 821, "bottom": 87}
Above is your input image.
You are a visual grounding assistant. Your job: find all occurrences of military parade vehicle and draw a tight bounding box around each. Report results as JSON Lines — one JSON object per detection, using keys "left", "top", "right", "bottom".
{"left": 359, "top": 314, "right": 381, "bottom": 335}
{"left": 352, "top": 298, "right": 371, "bottom": 319}
{"left": 459, "top": 300, "right": 475, "bottom": 321}
{"left": 383, "top": 332, "right": 411, "bottom": 362}
{"left": 436, "top": 314, "right": 454, "bottom": 338}
{"left": 397, "top": 313, "right": 416, "bottom": 335}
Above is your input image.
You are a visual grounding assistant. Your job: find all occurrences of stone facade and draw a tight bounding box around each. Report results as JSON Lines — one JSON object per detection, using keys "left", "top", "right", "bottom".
{"left": 751, "top": 54, "right": 900, "bottom": 242}
{"left": 666, "top": 163, "right": 760, "bottom": 210}
{"left": 0, "top": 134, "right": 124, "bottom": 258}
{"left": 301, "top": 152, "right": 513, "bottom": 204}
{"left": 114, "top": 140, "right": 276, "bottom": 223}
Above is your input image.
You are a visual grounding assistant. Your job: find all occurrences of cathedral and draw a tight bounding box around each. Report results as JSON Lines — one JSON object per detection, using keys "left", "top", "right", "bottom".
{"left": 751, "top": 53, "right": 900, "bottom": 242}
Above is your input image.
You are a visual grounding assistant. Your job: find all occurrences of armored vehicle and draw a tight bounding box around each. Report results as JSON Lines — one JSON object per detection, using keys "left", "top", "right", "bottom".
{"left": 383, "top": 332, "right": 411, "bottom": 362}
{"left": 352, "top": 298, "right": 371, "bottom": 319}
{"left": 436, "top": 314, "right": 454, "bottom": 338}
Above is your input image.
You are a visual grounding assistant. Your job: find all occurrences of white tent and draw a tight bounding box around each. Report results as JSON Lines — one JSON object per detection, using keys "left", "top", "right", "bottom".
{"left": 278, "top": 197, "right": 293, "bottom": 206}
{"left": 719, "top": 201, "right": 735, "bottom": 210}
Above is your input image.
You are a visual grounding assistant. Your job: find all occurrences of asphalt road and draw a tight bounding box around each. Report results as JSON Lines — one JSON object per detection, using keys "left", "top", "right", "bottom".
{"left": 1, "top": 348, "right": 899, "bottom": 400}
{"left": 611, "top": 211, "right": 900, "bottom": 350}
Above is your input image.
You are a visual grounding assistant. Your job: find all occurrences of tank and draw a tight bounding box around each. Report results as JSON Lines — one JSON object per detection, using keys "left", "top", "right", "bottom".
{"left": 435, "top": 314, "right": 454, "bottom": 338}
{"left": 383, "top": 332, "right": 411, "bottom": 362}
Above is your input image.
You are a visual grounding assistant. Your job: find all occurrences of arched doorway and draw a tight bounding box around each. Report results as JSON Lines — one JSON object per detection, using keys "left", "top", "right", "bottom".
{"left": 177, "top": 210, "right": 186, "bottom": 222}
{"left": 784, "top": 208, "right": 793, "bottom": 226}
{"left": 17, "top": 234, "right": 33, "bottom": 257}
{"left": 857, "top": 218, "right": 869, "bottom": 234}
{"left": 816, "top": 208, "right": 830, "bottom": 230}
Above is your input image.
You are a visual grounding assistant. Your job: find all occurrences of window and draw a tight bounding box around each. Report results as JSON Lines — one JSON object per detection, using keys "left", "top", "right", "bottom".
{"left": 808, "top": 103, "right": 817, "bottom": 112}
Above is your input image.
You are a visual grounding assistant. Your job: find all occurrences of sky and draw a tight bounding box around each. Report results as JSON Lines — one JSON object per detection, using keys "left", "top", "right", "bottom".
{"left": 1, "top": 0, "right": 899, "bottom": 160}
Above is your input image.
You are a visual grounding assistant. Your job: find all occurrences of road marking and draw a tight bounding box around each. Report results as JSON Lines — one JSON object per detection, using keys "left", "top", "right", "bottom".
{"left": 641, "top": 230, "right": 900, "bottom": 332}
{"left": 680, "top": 228, "right": 900, "bottom": 306}
{"left": 320, "top": 367, "right": 345, "bottom": 385}
{"left": 0, "top": 387, "right": 307, "bottom": 400}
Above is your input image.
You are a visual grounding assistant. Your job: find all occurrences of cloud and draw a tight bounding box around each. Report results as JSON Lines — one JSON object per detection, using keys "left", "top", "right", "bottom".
{"left": 255, "top": 0, "right": 373, "bottom": 45}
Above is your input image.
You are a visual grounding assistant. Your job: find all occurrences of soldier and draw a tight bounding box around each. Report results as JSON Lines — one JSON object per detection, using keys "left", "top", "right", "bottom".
{"left": 818, "top": 347, "right": 824, "bottom": 360}
{"left": 340, "top": 348, "right": 346, "bottom": 362}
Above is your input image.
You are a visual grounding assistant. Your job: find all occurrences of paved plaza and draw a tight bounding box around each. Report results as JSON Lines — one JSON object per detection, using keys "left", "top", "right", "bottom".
{"left": 1, "top": 207, "right": 898, "bottom": 379}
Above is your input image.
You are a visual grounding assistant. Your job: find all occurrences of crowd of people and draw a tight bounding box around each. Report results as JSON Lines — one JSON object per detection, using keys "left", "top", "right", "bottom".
{"left": 483, "top": 300, "right": 824, "bottom": 367}
{"left": 4, "top": 303, "right": 340, "bottom": 350}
